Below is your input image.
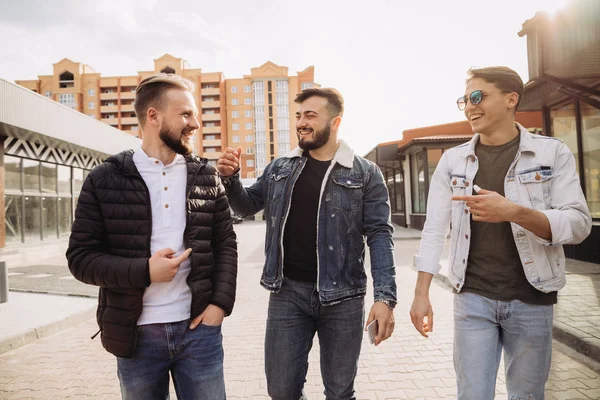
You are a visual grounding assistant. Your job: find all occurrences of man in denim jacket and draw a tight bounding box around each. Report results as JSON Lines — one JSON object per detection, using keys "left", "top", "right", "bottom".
{"left": 410, "top": 66, "right": 591, "bottom": 399}
{"left": 217, "top": 88, "right": 396, "bottom": 400}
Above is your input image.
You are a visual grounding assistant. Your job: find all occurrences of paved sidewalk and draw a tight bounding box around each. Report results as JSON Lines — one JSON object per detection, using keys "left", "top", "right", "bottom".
{"left": 0, "top": 223, "right": 599, "bottom": 399}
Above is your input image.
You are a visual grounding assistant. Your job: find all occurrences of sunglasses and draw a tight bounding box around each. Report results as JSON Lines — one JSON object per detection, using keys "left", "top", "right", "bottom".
{"left": 456, "top": 90, "right": 511, "bottom": 111}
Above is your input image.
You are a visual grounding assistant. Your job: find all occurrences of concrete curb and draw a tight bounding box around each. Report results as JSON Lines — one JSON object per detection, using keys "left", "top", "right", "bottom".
{"left": 0, "top": 305, "right": 95, "bottom": 354}
{"left": 410, "top": 264, "right": 600, "bottom": 364}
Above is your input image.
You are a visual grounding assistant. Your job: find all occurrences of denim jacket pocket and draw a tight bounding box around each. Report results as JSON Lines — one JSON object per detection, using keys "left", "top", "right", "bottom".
{"left": 332, "top": 175, "right": 364, "bottom": 213}
{"left": 517, "top": 168, "right": 553, "bottom": 210}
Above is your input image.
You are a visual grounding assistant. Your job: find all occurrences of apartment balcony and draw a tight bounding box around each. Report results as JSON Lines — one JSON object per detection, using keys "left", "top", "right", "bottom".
{"left": 121, "top": 117, "right": 138, "bottom": 125}
{"left": 102, "top": 118, "right": 119, "bottom": 126}
{"left": 121, "top": 104, "right": 135, "bottom": 112}
{"left": 201, "top": 100, "right": 220, "bottom": 108}
{"left": 202, "top": 126, "right": 221, "bottom": 134}
{"left": 202, "top": 113, "right": 220, "bottom": 122}
{"left": 100, "top": 105, "right": 119, "bottom": 113}
{"left": 202, "top": 152, "right": 220, "bottom": 160}
{"left": 100, "top": 92, "right": 118, "bottom": 100}
{"left": 120, "top": 91, "right": 136, "bottom": 100}
{"left": 202, "top": 140, "right": 222, "bottom": 147}
{"left": 201, "top": 88, "right": 220, "bottom": 96}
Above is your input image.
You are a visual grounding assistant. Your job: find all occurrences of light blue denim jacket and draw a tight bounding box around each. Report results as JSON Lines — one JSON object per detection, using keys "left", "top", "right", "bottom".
{"left": 222, "top": 140, "right": 397, "bottom": 306}
{"left": 415, "top": 124, "right": 592, "bottom": 293}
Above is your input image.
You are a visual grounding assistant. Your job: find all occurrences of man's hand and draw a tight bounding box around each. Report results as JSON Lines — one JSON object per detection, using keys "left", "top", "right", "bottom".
{"left": 365, "top": 302, "right": 395, "bottom": 346}
{"left": 149, "top": 248, "right": 192, "bottom": 283}
{"left": 410, "top": 294, "right": 434, "bottom": 338}
{"left": 217, "top": 147, "right": 242, "bottom": 177}
{"left": 452, "top": 187, "right": 518, "bottom": 223}
{"left": 190, "top": 304, "right": 226, "bottom": 329}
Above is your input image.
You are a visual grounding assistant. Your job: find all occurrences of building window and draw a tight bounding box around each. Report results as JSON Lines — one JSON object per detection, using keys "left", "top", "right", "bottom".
{"left": 232, "top": 124, "right": 240, "bottom": 131}
{"left": 301, "top": 82, "right": 314, "bottom": 90}
{"left": 205, "top": 135, "right": 216, "bottom": 140}
{"left": 232, "top": 98, "right": 238, "bottom": 105}
{"left": 246, "top": 148, "right": 254, "bottom": 154}
{"left": 59, "top": 93, "right": 76, "bottom": 109}
{"left": 246, "top": 159, "right": 255, "bottom": 167}
{"left": 206, "top": 148, "right": 216, "bottom": 153}
{"left": 88, "top": 89, "right": 95, "bottom": 96}
{"left": 231, "top": 86, "right": 238, "bottom": 93}
{"left": 45, "top": 91, "right": 52, "bottom": 98}
{"left": 252, "top": 81, "right": 264, "bottom": 93}
{"left": 254, "top": 106, "right": 265, "bottom": 118}
{"left": 232, "top": 136, "right": 240, "bottom": 143}
{"left": 278, "top": 143, "right": 290, "bottom": 155}
{"left": 131, "top": 126, "right": 138, "bottom": 131}
{"left": 581, "top": 102, "right": 600, "bottom": 218}
{"left": 232, "top": 111, "right": 239, "bottom": 118}
{"left": 244, "top": 85, "right": 251, "bottom": 93}
{"left": 244, "top": 98, "right": 252, "bottom": 105}
{"left": 245, "top": 135, "right": 254, "bottom": 142}
{"left": 88, "top": 114, "right": 95, "bottom": 118}
{"left": 411, "top": 150, "right": 427, "bottom": 214}
{"left": 245, "top": 122, "right": 253, "bottom": 130}
{"left": 88, "top": 102, "right": 95, "bottom": 109}
{"left": 395, "top": 170, "right": 404, "bottom": 212}
{"left": 277, "top": 118, "right": 289, "bottom": 130}
{"left": 245, "top": 110, "right": 252, "bottom": 118}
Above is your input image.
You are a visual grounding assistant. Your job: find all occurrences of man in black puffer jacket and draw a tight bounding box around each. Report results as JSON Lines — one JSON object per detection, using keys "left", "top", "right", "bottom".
{"left": 67, "top": 73, "right": 237, "bottom": 400}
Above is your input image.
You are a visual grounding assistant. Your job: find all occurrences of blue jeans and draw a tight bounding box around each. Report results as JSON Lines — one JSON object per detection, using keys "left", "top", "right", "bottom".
{"left": 454, "top": 292, "right": 553, "bottom": 400}
{"left": 265, "top": 278, "right": 364, "bottom": 400}
{"left": 116, "top": 319, "right": 225, "bottom": 400}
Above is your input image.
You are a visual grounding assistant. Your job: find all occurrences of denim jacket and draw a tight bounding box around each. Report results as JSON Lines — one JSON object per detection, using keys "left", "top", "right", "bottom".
{"left": 222, "top": 140, "right": 397, "bottom": 306}
{"left": 415, "top": 124, "right": 591, "bottom": 293}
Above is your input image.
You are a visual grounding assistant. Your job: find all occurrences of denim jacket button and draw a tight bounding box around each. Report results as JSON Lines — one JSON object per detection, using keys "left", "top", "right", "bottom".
{"left": 465, "top": 234, "right": 469, "bottom": 239}
{"left": 328, "top": 245, "right": 334, "bottom": 251}
{"left": 331, "top": 214, "right": 335, "bottom": 218}
{"left": 456, "top": 284, "right": 460, "bottom": 289}
{"left": 346, "top": 180, "right": 351, "bottom": 184}
{"left": 464, "top": 209, "right": 468, "bottom": 214}
{"left": 465, "top": 181, "right": 470, "bottom": 187}
{"left": 452, "top": 180, "right": 457, "bottom": 185}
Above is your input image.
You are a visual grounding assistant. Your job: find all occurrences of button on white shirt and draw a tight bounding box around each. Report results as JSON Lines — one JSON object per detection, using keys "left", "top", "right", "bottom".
{"left": 133, "top": 146, "right": 191, "bottom": 325}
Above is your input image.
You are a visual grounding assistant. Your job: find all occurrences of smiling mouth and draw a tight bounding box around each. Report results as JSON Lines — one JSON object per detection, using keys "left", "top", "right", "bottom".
{"left": 470, "top": 114, "right": 483, "bottom": 122}
{"left": 298, "top": 128, "right": 313, "bottom": 137}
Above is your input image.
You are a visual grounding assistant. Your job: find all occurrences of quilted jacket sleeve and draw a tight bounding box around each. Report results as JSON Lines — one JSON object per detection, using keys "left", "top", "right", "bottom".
{"left": 66, "top": 166, "right": 151, "bottom": 289}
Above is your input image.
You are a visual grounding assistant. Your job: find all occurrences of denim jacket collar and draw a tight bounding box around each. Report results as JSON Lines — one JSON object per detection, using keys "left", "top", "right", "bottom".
{"left": 464, "top": 123, "right": 537, "bottom": 158}
{"left": 282, "top": 139, "right": 355, "bottom": 168}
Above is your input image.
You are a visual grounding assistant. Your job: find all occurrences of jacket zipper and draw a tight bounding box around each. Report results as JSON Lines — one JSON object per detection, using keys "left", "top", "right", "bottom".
{"left": 184, "top": 162, "right": 203, "bottom": 315}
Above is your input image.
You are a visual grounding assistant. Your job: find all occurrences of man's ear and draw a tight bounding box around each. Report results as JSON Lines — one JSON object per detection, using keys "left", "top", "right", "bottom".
{"left": 331, "top": 116, "right": 342, "bottom": 130}
{"left": 147, "top": 107, "right": 160, "bottom": 126}
{"left": 507, "top": 92, "right": 519, "bottom": 111}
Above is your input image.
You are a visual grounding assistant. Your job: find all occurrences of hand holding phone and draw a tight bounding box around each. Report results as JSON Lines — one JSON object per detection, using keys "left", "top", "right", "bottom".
{"left": 367, "top": 320, "right": 378, "bottom": 345}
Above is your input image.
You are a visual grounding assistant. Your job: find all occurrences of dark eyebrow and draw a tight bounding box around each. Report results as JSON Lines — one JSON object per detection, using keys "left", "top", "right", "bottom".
{"left": 296, "top": 110, "right": 318, "bottom": 116}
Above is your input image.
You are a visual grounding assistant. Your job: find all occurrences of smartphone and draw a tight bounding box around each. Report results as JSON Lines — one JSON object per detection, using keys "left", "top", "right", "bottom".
{"left": 367, "top": 320, "right": 378, "bottom": 345}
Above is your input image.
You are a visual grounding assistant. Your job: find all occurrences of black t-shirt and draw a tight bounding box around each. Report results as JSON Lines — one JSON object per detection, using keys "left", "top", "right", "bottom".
{"left": 282, "top": 152, "right": 331, "bottom": 283}
{"left": 462, "top": 133, "right": 557, "bottom": 305}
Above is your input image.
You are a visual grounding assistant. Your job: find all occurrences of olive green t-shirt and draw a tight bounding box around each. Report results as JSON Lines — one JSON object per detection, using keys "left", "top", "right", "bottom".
{"left": 461, "top": 133, "right": 558, "bottom": 305}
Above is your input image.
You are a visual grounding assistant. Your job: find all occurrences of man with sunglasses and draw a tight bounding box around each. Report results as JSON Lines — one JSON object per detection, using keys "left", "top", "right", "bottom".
{"left": 410, "top": 66, "right": 591, "bottom": 399}
{"left": 217, "top": 88, "right": 396, "bottom": 400}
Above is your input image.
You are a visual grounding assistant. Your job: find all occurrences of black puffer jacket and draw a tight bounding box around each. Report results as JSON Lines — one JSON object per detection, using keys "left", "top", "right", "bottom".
{"left": 66, "top": 150, "right": 237, "bottom": 358}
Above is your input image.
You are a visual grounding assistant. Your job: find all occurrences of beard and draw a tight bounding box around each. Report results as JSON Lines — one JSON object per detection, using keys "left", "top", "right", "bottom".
{"left": 159, "top": 121, "right": 194, "bottom": 156}
{"left": 297, "top": 122, "right": 331, "bottom": 151}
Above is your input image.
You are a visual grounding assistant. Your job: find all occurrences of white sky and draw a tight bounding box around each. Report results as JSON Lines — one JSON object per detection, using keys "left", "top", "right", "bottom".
{"left": 0, "top": 0, "right": 572, "bottom": 155}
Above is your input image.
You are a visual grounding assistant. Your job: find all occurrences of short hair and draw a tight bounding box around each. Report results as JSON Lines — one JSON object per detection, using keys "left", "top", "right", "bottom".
{"left": 133, "top": 73, "right": 195, "bottom": 126}
{"left": 466, "top": 66, "right": 524, "bottom": 111}
{"left": 294, "top": 88, "right": 344, "bottom": 118}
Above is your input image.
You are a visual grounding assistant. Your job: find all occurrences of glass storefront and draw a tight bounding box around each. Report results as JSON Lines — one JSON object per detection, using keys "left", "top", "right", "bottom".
{"left": 550, "top": 100, "right": 600, "bottom": 219}
{"left": 3, "top": 155, "right": 89, "bottom": 244}
{"left": 582, "top": 102, "right": 600, "bottom": 218}
{"left": 411, "top": 150, "right": 427, "bottom": 213}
